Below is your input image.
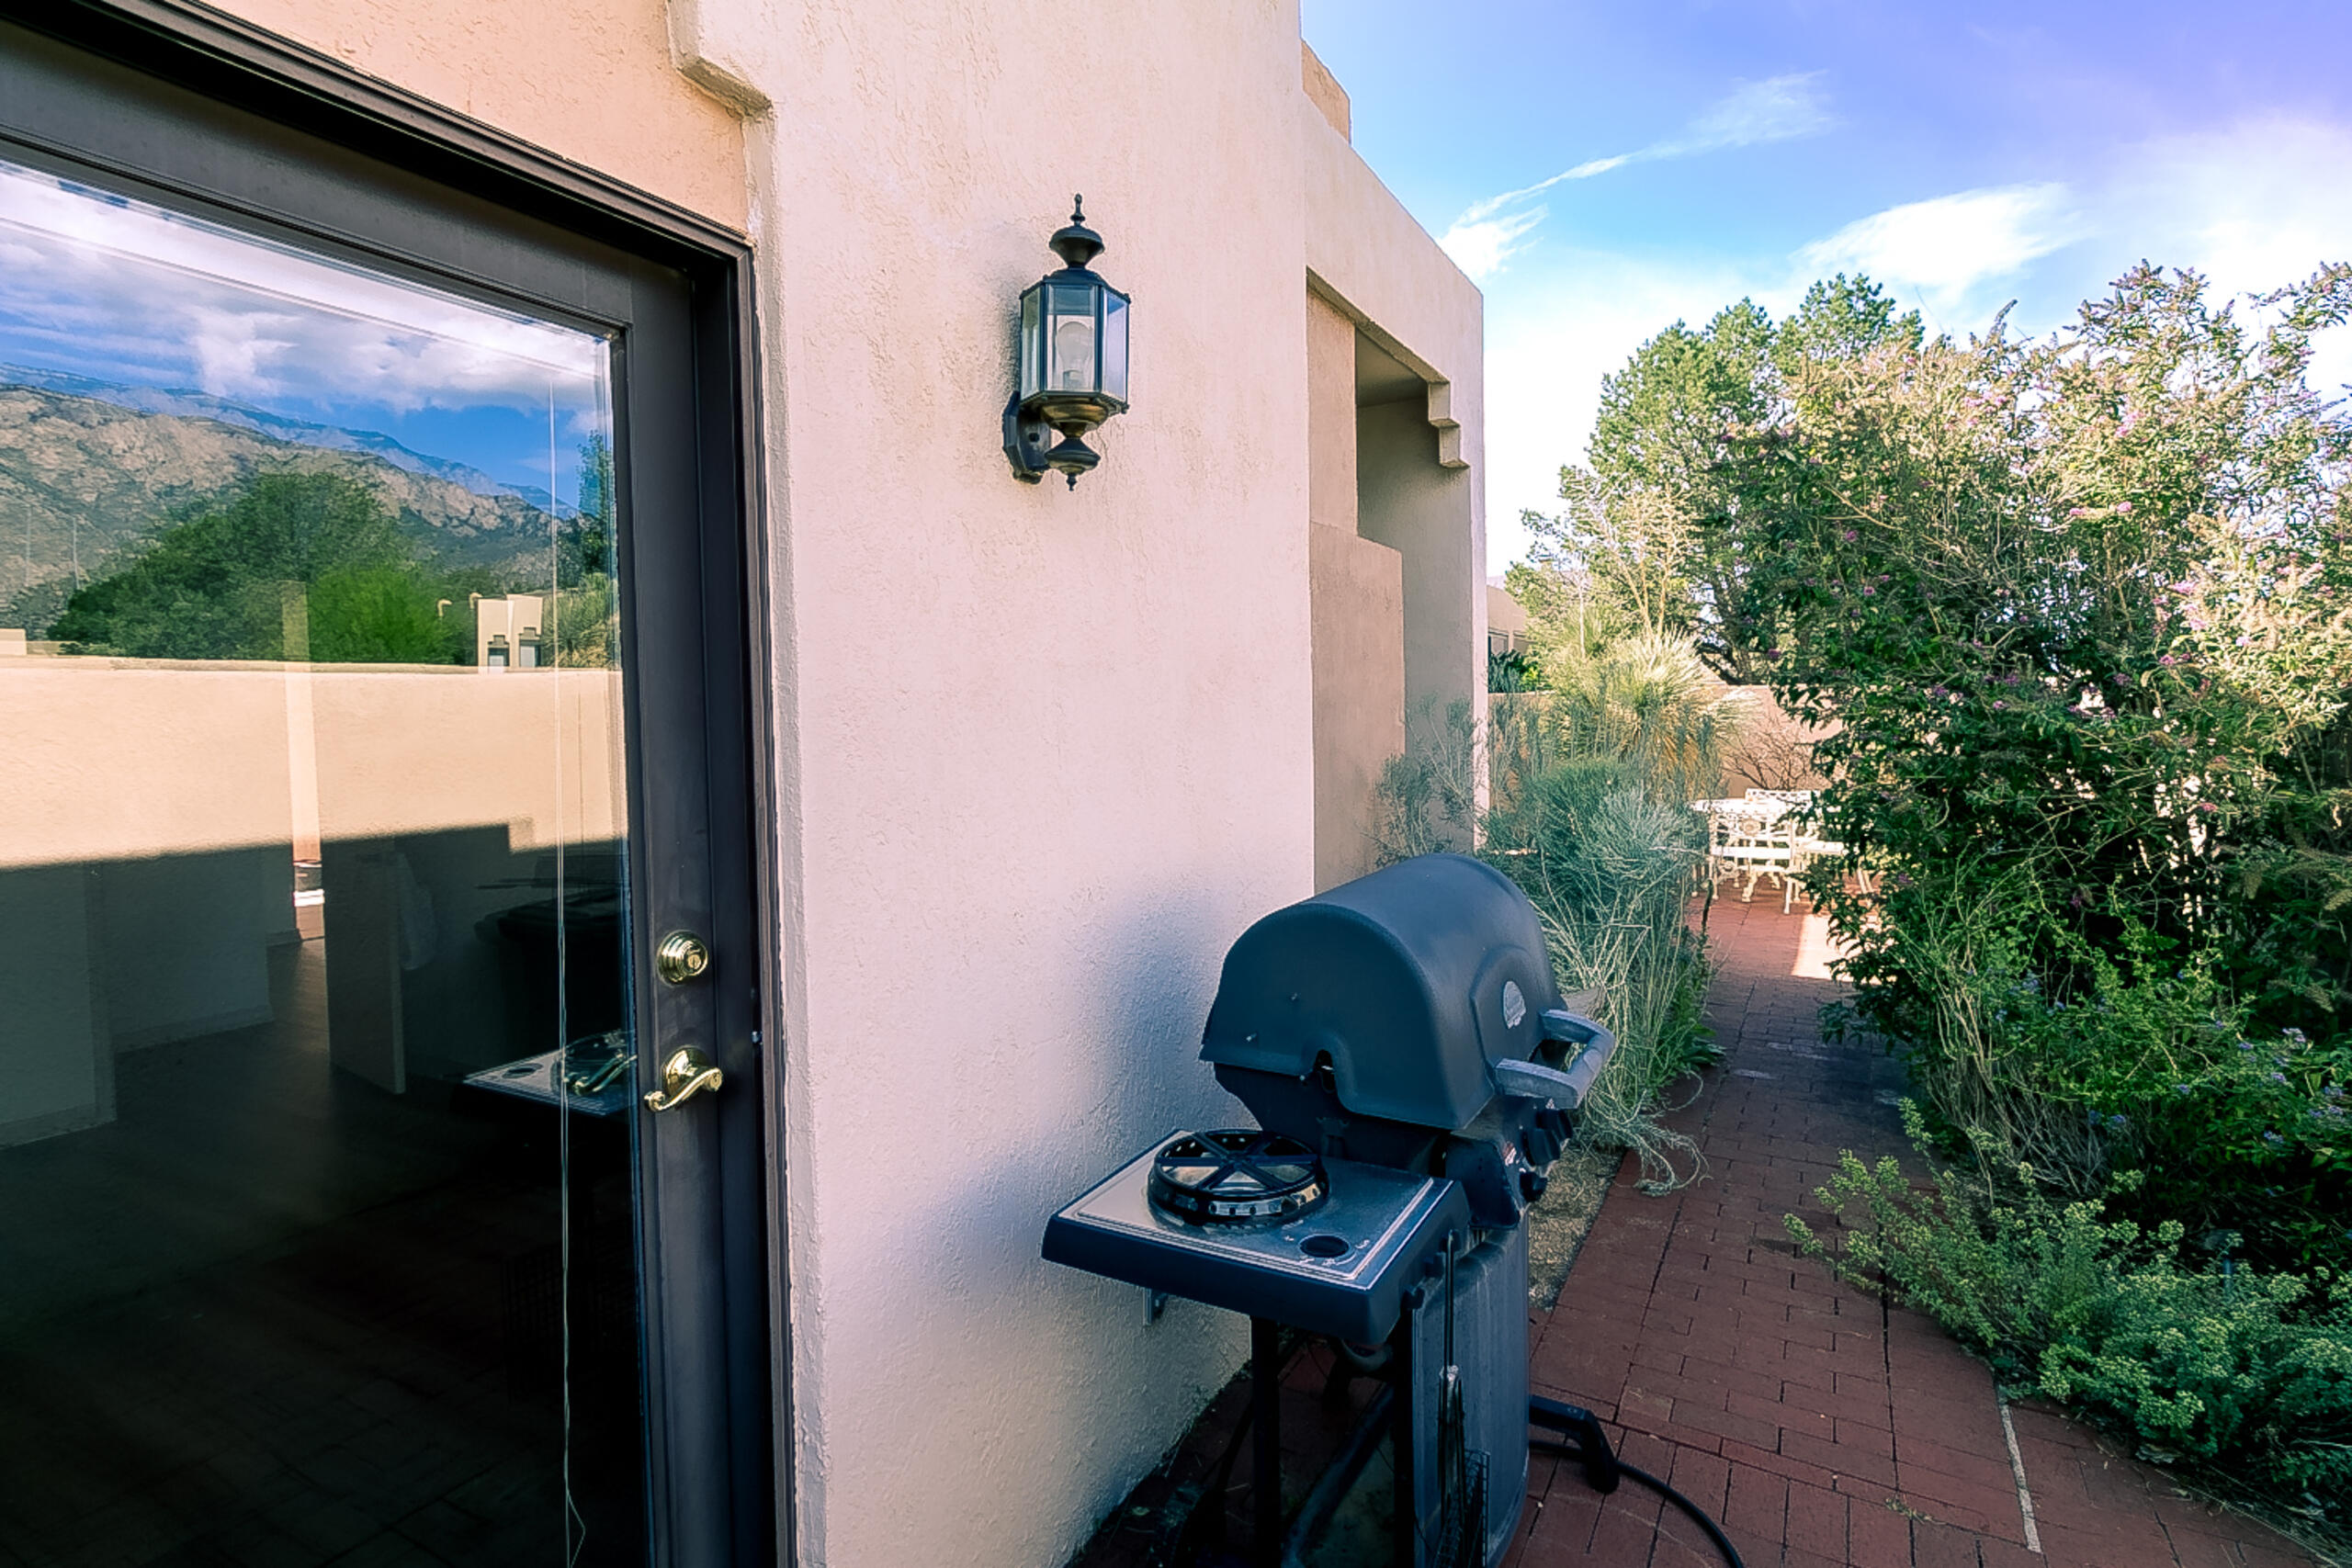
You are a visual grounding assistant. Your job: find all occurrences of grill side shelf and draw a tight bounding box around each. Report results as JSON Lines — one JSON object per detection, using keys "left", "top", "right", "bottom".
{"left": 1042, "top": 1137, "right": 1470, "bottom": 1343}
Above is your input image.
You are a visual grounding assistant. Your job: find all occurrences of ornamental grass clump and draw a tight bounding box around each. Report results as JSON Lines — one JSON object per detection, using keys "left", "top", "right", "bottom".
{"left": 1485, "top": 756, "right": 1714, "bottom": 1190}
{"left": 1370, "top": 638, "right": 1723, "bottom": 1189}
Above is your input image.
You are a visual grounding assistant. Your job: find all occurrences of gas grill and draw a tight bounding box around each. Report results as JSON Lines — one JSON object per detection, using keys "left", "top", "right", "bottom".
{"left": 1045, "top": 853, "right": 1618, "bottom": 1567}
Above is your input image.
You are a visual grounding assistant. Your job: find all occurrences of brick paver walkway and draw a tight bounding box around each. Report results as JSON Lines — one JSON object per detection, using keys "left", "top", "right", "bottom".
{"left": 1504, "top": 897, "right": 2320, "bottom": 1568}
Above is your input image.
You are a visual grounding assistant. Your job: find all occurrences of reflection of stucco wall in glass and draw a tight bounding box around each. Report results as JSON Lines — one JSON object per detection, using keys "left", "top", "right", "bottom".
{"left": 0, "top": 664, "right": 626, "bottom": 871}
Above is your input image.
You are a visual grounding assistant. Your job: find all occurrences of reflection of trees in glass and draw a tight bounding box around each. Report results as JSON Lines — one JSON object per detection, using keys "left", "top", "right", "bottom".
{"left": 51, "top": 472, "right": 475, "bottom": 662}
{"left": 551, "top": 434, "right": 618, "bottom": 668}
{"left": 50, "top": 447, "right": 627, "bottom": 668}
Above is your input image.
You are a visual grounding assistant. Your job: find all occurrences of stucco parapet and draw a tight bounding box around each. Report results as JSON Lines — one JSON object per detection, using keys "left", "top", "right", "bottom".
{"left": 1301, "top": 41, "right": 1351, "bottom": 141}
{"left": 1302, "top": 104, "right": 1482, "bottom": 410}
{"left": 668, "top": 0, "right": 774, "bottom": 115}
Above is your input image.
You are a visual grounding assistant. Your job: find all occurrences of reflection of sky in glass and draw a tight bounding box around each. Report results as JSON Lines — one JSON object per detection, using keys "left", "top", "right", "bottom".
{"left": 0, "top": 157, "right": 608, "bottom": 508}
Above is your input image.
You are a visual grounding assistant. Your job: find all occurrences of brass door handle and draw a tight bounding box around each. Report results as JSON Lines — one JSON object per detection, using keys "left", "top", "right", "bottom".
{"left": 643, "top": 1047, "right": 724, "bottom": 1112}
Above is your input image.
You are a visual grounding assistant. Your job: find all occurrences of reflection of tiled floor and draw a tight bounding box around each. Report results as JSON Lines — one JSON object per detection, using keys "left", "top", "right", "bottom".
{"left": 0, "top": 942, "right": 644, "bottom": 1568}
{"left": 1507, "top": 897, "right": 2320, "bottom": 1568}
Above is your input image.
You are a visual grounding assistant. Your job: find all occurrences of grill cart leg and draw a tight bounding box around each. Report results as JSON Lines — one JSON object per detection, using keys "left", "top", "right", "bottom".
{"left": 1391, "top": 1314, "right": 1419, "bottom": 1567}
{"left": 1252, "top": 1316, "right": 1283, "bottom": 1568}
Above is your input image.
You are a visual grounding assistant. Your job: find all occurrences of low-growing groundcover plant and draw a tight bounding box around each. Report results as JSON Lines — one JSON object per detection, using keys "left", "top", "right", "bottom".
{"left": 1787, "top": 1107, "right": 2352, "bottom": 1537}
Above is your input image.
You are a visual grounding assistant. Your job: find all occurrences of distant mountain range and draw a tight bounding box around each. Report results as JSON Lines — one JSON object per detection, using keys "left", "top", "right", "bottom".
{"left": 0, "top": 378, "right": 560, "bottom": 632}
{"left": 0, "top": 365, "right": 561, "bottom": 511}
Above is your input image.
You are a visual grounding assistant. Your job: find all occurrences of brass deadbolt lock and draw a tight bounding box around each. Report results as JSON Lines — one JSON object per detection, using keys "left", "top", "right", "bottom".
{"left": 655, "top": 931, "right": 713, "bottom": 986}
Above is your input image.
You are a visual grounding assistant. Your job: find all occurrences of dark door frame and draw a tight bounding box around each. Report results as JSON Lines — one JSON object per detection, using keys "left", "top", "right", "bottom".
{"left": 0, "top": 5, "right": 786, "bottom": 1563}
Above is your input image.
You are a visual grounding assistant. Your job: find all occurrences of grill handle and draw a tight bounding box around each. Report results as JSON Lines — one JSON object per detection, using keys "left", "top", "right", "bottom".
{"left": 1489, "top": 1010, "right": 1618, "bottom": 1109}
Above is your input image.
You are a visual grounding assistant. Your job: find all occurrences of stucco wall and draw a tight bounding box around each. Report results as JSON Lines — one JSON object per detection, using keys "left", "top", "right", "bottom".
{"left": 1307, "top": 288, "right": 1359, "bottom": 535}
{"left": 674, "top": 4, "right": 1321, "bottom": 1563}
{"left": 1305, "top": 109, "right": 1486, "bottom": 750}
{"left": 1360, "top": 396, "right": 1483, "bottom": 739}
{"left": 1310, "top": 527, "right": 1405, "bottom": 888}
{"left": 208, "top": 0, "right": 747, "bottom": 229}
{"left": 1307, "top": 286, "right": 1405, "bottom": 889}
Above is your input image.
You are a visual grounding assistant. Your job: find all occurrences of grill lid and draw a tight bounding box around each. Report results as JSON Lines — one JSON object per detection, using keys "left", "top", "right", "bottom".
{"left": 1199, "top": 853, "right": 1566, "bottom": 1132}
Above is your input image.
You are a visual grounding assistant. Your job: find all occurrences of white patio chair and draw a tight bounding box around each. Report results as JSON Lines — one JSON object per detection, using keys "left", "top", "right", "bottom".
{"left": 1708, "top": 806, "right": 1801, "bottom": 912}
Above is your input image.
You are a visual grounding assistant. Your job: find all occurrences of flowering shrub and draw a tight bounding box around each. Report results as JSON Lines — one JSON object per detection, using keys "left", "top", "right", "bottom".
{"left": 1726, "top": 264, "right": 2352, "bottom": 1269}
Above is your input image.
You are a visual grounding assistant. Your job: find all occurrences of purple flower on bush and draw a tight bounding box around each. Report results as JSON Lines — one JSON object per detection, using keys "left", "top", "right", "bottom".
{"left": 1841, "top": 529, "right": 1858, "bottom": 543}
{"left": 2263, "top": 1131, "right": 2284, "bottom": 1145}
{"left": 2239, "top": 1040, "right": 2258, "bottom": 1052}
{"left": 2174, "top": 1083, "right": 2193, "bottom": 1096}
{"left": 2269, "top": 1071, "right": 2290, "bottom": 1085}
{"left": 1993, "top": 700, "right": 2007, "bottom": 709}
{"left": 1862, "top": 585, "right": 1877, "bottom": 595}
{"left": 2160, "top": 655, "right": 2178, "bottom": 667}
{"left": 2197, "top": 802, "right": 2219, "bottom": 816}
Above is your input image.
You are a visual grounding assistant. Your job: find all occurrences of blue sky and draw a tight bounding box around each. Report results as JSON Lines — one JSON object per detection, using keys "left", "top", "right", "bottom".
{"left": 0, "top": 157, "right": 606, "bottom": 511}
{"left": 1302, "top": 0, "right": 2352, "bottom": 574}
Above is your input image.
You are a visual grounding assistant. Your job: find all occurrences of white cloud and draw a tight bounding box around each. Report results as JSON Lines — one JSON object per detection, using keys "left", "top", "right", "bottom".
{"left": 2099, "top": 119, "right": 2352, "bottom": 392}
{"left": 0, "top": 158, "right": 607, "bottom": 420}
{"left": 1795, "top": 184, "right": 2080, "bottom": 322}
{"left": 1443, "top": 73, "right": 1834, "bottom": 281}
{"left": 1670, "top": 74, "right": 1837, "bottom": 157}
{"left": 1440, "top": 209, "right": 1548, "bottom": 282}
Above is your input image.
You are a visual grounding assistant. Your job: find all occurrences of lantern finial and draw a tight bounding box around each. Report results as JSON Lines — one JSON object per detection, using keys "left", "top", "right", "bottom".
{"left": 1049, "top": 195, "right": 1105, "bottom": 271}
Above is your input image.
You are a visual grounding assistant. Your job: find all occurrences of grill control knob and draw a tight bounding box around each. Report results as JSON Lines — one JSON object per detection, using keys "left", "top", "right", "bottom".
{"left": 1520, "top": 1169, "right": 1549, "bottom": 1203}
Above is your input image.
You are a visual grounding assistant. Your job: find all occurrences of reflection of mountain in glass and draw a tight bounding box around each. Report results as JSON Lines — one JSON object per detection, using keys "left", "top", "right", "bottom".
{"left": 0, "top": 382, "right": 609, "bottom": 648}
{"left": 0, "top": 363, "right": 567, "bottom": 511}
{"left": 36, "top": 448, "right": 614, "bottom": 668}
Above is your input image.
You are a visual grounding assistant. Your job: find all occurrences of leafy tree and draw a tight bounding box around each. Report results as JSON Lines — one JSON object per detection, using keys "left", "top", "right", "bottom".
{"left": 1521, "top": 276, "right": 1922, "bottom": 680}
{"left": 51, "top": 470, "right": 463, "bottom": 663}
{"left": 562, "top": 432, "right": 616, "bottom": 586}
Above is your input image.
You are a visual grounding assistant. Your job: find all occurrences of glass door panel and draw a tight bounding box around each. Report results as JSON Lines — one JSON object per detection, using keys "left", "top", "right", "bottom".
{"left": 0, "top": 152, "right": 648, "bottom": 1565}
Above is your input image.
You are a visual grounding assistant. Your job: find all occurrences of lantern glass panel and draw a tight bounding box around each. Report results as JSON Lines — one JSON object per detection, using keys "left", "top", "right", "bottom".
{"left": 1018, "top": 284, "right": 1043, "bottom": 400}
{"left": 1101, "top": 290, "right": 1129, "bottom": 404}
{"left": 1046, "top": 279, "right": 1099, "bottom": 394}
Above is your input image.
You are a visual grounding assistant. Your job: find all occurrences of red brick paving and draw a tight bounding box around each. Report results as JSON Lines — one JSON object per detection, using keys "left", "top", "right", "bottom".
{"left": 1503, "top": 896, "right": 2320, "bottom": 1568}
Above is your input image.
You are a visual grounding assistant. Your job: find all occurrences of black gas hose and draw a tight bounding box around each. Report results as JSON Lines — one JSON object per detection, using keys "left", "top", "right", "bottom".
{"left": 1531, "top": 1396, "right": 1747, "bottom": 1568}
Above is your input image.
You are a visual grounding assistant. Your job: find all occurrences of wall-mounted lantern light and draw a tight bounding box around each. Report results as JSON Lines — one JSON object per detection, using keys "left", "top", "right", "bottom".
{"left": 1004, "top": 197, "right": 1129, "bottom": 488}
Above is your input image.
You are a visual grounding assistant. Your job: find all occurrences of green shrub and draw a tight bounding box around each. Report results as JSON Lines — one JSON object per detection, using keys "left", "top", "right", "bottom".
{"left": 1838, "top": 872, "right": 2352, "bottom": 1265}
{"left": 1787, "top": 1111, "right": 2352, "bottom": 1516}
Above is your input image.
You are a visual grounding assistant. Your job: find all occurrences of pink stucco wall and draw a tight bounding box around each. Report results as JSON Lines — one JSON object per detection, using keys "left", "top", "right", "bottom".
{"left": 216, "top": 0, "right": 748, "bottom": 229}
